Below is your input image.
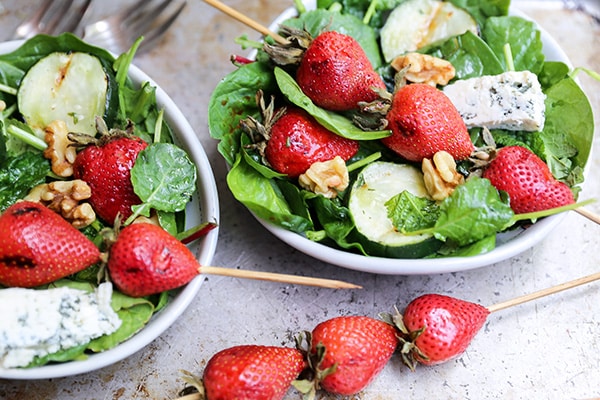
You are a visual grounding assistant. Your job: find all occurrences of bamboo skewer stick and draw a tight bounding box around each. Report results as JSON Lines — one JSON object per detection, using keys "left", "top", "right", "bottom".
{"left": 487, "top": 270, "right": 600, "bottom": 313}
{"left": 203, "top": 0, "right": 289, "bottom": 44}
{"left": 200, "top": 265, "right": 362, "bottom": 289}
{"left": 575, "top": 207, "right": 600, "bottom": 225}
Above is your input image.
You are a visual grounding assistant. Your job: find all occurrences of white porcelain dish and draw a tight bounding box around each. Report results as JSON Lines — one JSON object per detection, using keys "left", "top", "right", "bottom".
{"left": 0, "top": 40, "right": 220, "bottom": 379}
{"left": 251, "top": 5, "right": 581, "bottom": 275}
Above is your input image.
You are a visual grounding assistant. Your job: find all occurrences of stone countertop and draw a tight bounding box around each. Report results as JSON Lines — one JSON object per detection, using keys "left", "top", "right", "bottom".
{"left": 0, "top": 0, "right": 599, "bottom": 399}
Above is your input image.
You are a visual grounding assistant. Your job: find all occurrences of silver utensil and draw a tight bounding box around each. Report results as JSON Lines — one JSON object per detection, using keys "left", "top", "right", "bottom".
{"left": 13, "top": 0, "right": 92, "bottom": 39}
{"left": 82, "top": 0, "right": 187, "bottom": 54}
{"left": 12, "top": 0, "right": 186, "bottom": 55}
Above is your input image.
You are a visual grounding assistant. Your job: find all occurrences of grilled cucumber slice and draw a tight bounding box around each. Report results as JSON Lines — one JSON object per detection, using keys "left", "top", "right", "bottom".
{"left": 18, "top": 52, "right": 109, "bottom": 136}
{"left": 380, "top": 0, "right": 478, "bottom": 63}
{"left": 349, "top": 161, "right": 442, "bottom": 258}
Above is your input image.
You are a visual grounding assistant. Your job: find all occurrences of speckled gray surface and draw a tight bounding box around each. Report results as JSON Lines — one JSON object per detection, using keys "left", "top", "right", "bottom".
{"left": 0, "top": 0, "right": 599, "bottom": 399}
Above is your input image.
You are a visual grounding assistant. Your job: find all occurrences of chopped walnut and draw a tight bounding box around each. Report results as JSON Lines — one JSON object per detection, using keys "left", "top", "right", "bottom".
{"left": 25, "top": 180, "right": 96, "bottom": 228}
{"left": 391, "top": 53, "right": 456, "bottom": 86}
{"left": 298, "top": 156, "right": 350, "bottom": 199}
{"left": 43, "top": 120, "right": 77, "bottom": 177}
{"left": 422, "top": 151, "right": 465, "bottom": 201}
{"left": 131, "top": 213, "right": 161, "bottom": 226}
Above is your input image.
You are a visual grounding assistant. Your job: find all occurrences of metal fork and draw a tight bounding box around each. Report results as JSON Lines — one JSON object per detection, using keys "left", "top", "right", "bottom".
{"left": 13, "top": 0, "right": 92, "bottom": 39}
{"left": 82, "top": 0, "right": 187, "bottom": 55}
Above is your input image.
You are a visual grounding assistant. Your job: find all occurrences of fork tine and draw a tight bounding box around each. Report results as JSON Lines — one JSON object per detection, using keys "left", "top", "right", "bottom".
{"left": 137, "top": 1, "right": 187, "bottom": 54}
{"left": 42, "top": 0, "right": 75, "bottom": 35}
{"left": 59, "top": 0, "right": 93, "bottom": 35}
{"left": 126, "top": 0, "right": 176, "bottom": 38}
{"left": 13, "top": 0, "right": 55, "bottom": 39}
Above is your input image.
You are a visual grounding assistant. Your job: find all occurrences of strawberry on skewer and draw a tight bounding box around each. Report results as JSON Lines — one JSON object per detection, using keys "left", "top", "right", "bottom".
{"left": 106, "top": 222, "right": 360, "bottom": 297}
{"left": 394, "top": 270, "right": 600, "bottom": 369}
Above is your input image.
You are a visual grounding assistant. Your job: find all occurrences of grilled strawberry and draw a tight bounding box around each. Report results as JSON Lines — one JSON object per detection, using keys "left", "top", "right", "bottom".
{"left": 482, "top": 145, "right": 575, "bottom": 214}
{"left": 398, "top": 294, "right": 489, "bottom": 368}
{"left": 201, "top": 345, "right": 307, "bottom": 400}
{"left": 296, "top": 30, "right": 386, "bottom": 111}
{"left": 71, "top": 121, "right": 148, "bottom": 225}
{"left": 382, "top": 83, "right": 474, "bottom": 162}
{"left": 0, "top": 201, "right": 100, "bottom": 287}
{"left": 301, "top": 315, "right": 398, "bottom": 396}
{"left": 264, "top": 107, "right": 359, "bottom": 178}
{"left": 107, "top": 222, "right": 200, "bottom": 297}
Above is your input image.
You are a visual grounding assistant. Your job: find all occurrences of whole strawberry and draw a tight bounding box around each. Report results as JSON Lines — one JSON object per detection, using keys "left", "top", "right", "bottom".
{"left": 264, "top": 107, "right": 359, "bottom": 178}
{"left": 398, "top": 294, "right": 489, "bottom": 368}
{"left": 72, "top": 121, "right": 148, "bottom": 225}
{"left": 202, "top": 345, "right": 306, "bottom": 400}
{"left": 482, "top": 145, "right": 575, "bottom": 214}
{"left": 296, "top": 31, "right": 386, "bottom": 111}
{"left": 107, "top": 222, "right": 199, "bottom": 297}
{"left": 302, "top": 315, "right": 398, "bottom": 396}
{"left": 382, "top": 83, "right": 474, "bottom": 162}
{"left": 0, "top": 201, "right": 100, "bottom": 287}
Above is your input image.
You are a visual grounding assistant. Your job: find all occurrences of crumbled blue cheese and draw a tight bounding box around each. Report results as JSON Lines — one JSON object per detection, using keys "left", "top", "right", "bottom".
{"left": 0, "top": 282, "right": 121, "bottom": 368}
{"left": 443, "top": 70, "right": 546, "bottom": 131}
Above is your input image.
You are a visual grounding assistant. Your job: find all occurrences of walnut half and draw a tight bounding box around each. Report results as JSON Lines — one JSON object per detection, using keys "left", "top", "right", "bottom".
{"left": 298, "top": 156, "right": 350, "bottom": 199}
{"left": 391, "top": 52, "right": 456, "bottom": 86}
{"left": 422, "top": 151, "right": 465, "bottom": 201}
{"left": 43, "top": 120, "right": 77, "bottom": 177}
{"left": 25, "top": 180, "right": 96, "bottom": 228}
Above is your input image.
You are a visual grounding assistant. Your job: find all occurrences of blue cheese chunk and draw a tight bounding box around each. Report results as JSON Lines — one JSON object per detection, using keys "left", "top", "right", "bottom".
{"left": 0, "top": 282, "right": 121, "bottom": 369}
{"left": 443, "top": 71, "right": 546, "bottom": 131}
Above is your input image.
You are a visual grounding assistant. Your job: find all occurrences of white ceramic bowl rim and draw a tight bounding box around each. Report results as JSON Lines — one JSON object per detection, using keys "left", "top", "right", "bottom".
{"left": 0, "top": 40, "right": 220, "bottom": 379}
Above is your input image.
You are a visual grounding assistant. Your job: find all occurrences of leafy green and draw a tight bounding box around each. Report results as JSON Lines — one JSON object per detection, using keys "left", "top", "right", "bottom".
{"left": 0, "top": 152, "right": 50, "bottom": 212}
{"left": 129, "top": 142, "right": 197, "bottom": 222}
{"left": 386, "top": 191, "right": 440, "bottom": 232}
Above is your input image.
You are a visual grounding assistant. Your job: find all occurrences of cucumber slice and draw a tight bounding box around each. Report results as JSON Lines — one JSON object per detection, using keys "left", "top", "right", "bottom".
{"left": 348, "top": 161, "right": 441, "bottom": 258}
{"left": 18, "top": 52, "right": 108, "bottom": 137}
{"left": 380, "top": 0, "right": 478, "bottom": 63}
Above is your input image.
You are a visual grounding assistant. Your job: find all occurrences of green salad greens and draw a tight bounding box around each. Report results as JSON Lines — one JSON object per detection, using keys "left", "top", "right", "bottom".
{"left": 0, "top": 33, "right": 197, "bottom": 367}
{"left": 209, "top": 0, "right": 594, "bottom": 257}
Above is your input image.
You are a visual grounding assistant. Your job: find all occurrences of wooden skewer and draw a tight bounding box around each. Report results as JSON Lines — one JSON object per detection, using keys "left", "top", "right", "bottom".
{"left": 487, "top": 270, "right": 600, "bottom": 313}
{"left": 200, "top": 265, "right": 361, "bottom": 289}
{"left": 575, "top": 207, "right": 600, "bottom": 225}
{"left": 203, "top": 0, "right": 289, "bottom": 45}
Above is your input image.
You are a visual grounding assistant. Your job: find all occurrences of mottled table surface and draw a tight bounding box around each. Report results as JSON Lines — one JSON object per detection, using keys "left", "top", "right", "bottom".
{"left": 0, "top": 0, "right": 599, "bottom": 399}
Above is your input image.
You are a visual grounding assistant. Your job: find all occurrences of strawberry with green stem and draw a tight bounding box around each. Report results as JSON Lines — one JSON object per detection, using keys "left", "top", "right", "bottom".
{"left": 180, "top": 345, "right": 307, "bottom": 400}
{"left": 265, "top": 27, "right": 387, "bottom": 112}
{"left": 295, "top": 315, "right": 399, "bottom": 397}
{"left": 242, "top": 91, "right": 359, "bottom": 178}
{"left": 392, "top": 269, "right": 600, "bottom": 369}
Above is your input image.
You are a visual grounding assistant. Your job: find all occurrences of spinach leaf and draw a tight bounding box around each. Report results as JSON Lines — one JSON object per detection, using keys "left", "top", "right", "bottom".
{"left": 482, "top": 16, "right": 545, "bottom": 74}
{"left": 541, "top": 76, "right": 594, "bottom": 177}
{"left": 130, "top": 142, "right": 197, "bottom": 220}
{"left": 274, "top": 67, "right": 390, "bottom": 140}
{"left": 408, "top": 177, "right": 514, "bottom": 246}
{"left": 0, "top": 151, "right": 50, "bottom": 212}
{"left": 208, "top": 61, "right": 278, "bottom": 166}
{"left": 427, "top": 31, "right": 504, "bottom": 79}
{"left": 226, "top": 153, "right": 313, "bottom": 233}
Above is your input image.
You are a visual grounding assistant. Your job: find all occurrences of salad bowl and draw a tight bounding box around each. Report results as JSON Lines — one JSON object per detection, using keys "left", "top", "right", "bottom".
{"left": 0, "top": 39, "right": 220, "bottom": 379}
{"left": 251, "top": 5, "right": 583, "bottom": 275}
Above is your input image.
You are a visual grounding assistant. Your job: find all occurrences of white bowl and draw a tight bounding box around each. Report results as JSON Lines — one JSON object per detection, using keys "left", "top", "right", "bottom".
{"left": 0, "top": 40, "right": 220, "bottom": 379}
{"left": 249, "top": 6, "right": 582, "bottom": 275}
